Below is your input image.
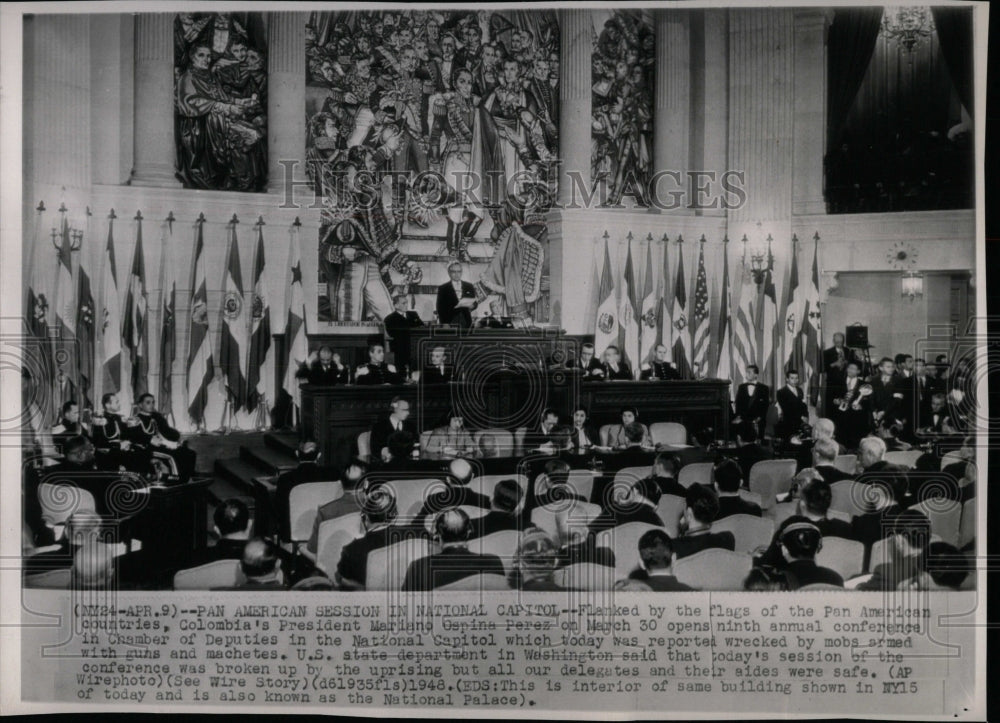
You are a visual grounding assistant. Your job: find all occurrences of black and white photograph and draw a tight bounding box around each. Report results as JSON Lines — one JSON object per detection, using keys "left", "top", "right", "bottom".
{"left": 0, "top": 1, "right": 988, "bottom": 718}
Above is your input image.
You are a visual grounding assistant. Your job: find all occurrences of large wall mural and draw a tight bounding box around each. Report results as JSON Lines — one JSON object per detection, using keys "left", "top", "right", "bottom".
{"left": 305, "top": 10, "right": 558, "bottom": 325}
{"left": 174, "top": 12, "right": 268, "bottom": 192}
{"left": 591, "top": 10, "right": 654, "bottom": 207}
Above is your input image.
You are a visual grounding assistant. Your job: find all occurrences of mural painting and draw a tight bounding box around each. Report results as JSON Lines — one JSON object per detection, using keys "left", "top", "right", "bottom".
{"left": 173, "top": 12, "right": 268, "bottom": 192}
{"left": 305, "top": 10, "right": 558, "bottom": 325}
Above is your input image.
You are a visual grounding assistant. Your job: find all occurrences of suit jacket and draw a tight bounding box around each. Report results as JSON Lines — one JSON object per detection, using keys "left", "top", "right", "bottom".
{"left": 336, "top": 526, "right": 403, "bottom": 587}
{"left": 716, "top": 495, "right": 763, "bottom": 519}
{"left": 370, "top": 415, "right": 418, "bottom": 461}
{"left": 775, "top": 385, "right": 808, "bottom": 439}
{"left": 605, "top": 423, "right": 652, "bottom": 448}
{"left": 673, "top": 529, "right": 736, "bottom": 559}
{"left": 589, "top": 502, "right": 664, "bottom": 533}
{"left": 307, "top": 493, "right": 363, "bottom": 554}
{"left": 601, "top": 362, "right": 633, "bottom": 381}
{"left": 470, "top": 510, "right": 523, "bottom": 539}
{"left": 302, "top": 360, "right": 349, "bottom": 386}
{"left": 401, "top": 547, "right": 505, "bottom": 591}
{"left": 383, "top": 310, "right": 424, "bottom": 369}
{"left": 649, "top": 475, "right": 688, "bottom": 499}
{"left": 436, "top": 281, "right": 478, "bottom": 327}
{"left": 734, "top": 382, "right": 770, "bottom": 423}
{"left": 823, "top": 346, "right": 856, "bottom": 388}
{"left": 856, "top": 550, "right": 925, "bottom": 590}
{"left": 783, "top": 559, "right": 844, "bottom": 589}
{"left": 639, "top": 361, "right": 680, "bottom": 381}
{"left": 422, "top": 365, "right": 454, "bottom": 384}
{"left": 628, "top": 570, "right": 695, "bottom": 591}
{"left": 354, "top": 362, "right": 404, "bottom": 386}
{"left": 557, "top": 539, "right": 616, "bottom": 569}
{"left": 815, "top": 464, "right": 854, "bottom": 484}
{"left": 569, "top": 424, "right": 600, "bottom": 453}
{"left": 869, "top": 374, "right": 905, "bottom": 421}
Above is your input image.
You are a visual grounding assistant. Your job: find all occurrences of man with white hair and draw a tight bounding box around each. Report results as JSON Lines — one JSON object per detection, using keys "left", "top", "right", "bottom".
{"left": 812, "top": 438, "right": 853, "bottom": 483}
{"left": 857, "top": 435, "right": 894, "bottom": 474}
{"left": 812, "top": 418, "right": 845, "bottom": 451}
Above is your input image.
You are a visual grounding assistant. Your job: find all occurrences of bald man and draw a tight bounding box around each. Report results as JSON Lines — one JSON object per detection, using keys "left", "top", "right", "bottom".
{"left": 401, "top": 508, "right": 506, "bottom": 590}
{"left": 223, "top": 538, "right": 285, "bottom": 590}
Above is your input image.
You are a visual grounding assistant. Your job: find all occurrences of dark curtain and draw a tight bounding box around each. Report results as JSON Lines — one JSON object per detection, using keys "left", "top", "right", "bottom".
{"left": 826, "top": 7, "right": 883, "bottom": 150}
{"left": 931, "top": 6, "right": 974, "bottom": 114}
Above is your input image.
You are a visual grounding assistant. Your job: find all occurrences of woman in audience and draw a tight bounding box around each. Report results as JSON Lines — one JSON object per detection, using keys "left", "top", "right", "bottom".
{"left": 606, "top": 406, "right": 652, "bottom": 449}
{"left": 425, "top": 411, "right": 478, "bottom": 458}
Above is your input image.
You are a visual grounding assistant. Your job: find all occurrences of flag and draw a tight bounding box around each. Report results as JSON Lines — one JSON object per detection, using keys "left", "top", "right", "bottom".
{"left": 54, "top": 215, "right": 76, "bottom": 341}
{"left": 220, "top": 224, "right": 248, "bottom": 412}
{"left": 758, "top": 242, "right": 778, "bottom": 387}
{"left": 691, "top": 240, "right": 711, "bottom": 377}
{"left": 659, "top": 235, "right": 673, "bottom": 359}
{"left": 246, "top": 222, "right": 273, "bottom": 414}
{"left": 783, "top": 236, "right": 803, "bottom": 373}
{"left": 593, "top": 235, "right": 619, "bottom": 355}
{"left": 618, "top": 236, "right": 639, "bottom": 374}
{"left": 158, "top": 216, "right": 177, "bottom": 419}
{"left": 186, "top": 220, "right": 213, "bottom": 426}
{"left": 282, "top": 225, "right": 309, "bottom": 409}
{"left": 26, "top": 204, "right": 55, "bottom": 425}
{"left": 671, "top": 240, "right": 691, "bottom": 377}
{"left": 732, "top": 245, "right": 757, "bottom": 388}
{"left": 101, "top": 214, "right": 123, "bottom": 398}
{"left": 802, "top": 234, "right": 823, "bottom": 407}
{"left": 716, "top": 239, "right": 732, "bottom": 384}
{"left": 638, "top": 237, "right": 658, "bottom": 364}
{"left": 122, "top": 215, "right": 149, "bottom": 401}
{"left": 76, "top": 214, "right": 95, "bottom": 410}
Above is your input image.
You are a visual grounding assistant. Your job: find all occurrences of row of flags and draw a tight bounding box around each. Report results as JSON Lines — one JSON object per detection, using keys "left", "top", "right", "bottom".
{"left": 25, "top": 206, "right": 311, "bottom": 431}
{"left": 592, "top": 232, "right": 824, "bottom": 404}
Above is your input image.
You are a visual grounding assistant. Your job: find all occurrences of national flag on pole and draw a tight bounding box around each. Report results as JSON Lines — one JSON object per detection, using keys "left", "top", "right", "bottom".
{"left": 246, "top": 221, "right": 273, "bottom": 414}
{"left": 618, "top": 235, "right": 640, "bottom": 375}
{"left": 55, "top": 214, "right": 76, "bottom": 341}
{"left": 716, "top": 239, "right": 732, "bottom": 384}
{"left": 732, "top": 242, "right": 757, "bottom": 389}
{"left": 671, "top": 239, "right": 691, "bottom": 377}
{"left": 758, "top": 239, "right": 778, "bottom": 387}
{"left": 639, "top": 236, "right": 658, "bottom": 365}
{"left": 782, "top": 235, "right": 803, "bottom": 373}
{"left": 26, "top": 203, "right": 56, "bottom": 425}
{"left": 158, "top": 215, "right": 177, "bottom": 420}
{"left": 691, "top": 239, "right": 711, "bottom": 377}
{"left": 659, "top": 234, "right": 673, "bottom": 359}
{"left": 101, "top": 213, "right": 123, "bottom": 397}
{"left": 802, "top": 233, "right": 823, "bottom": 407}
{"left": 220, "top": 222, "right": 248, "bottom": 412}
{"left": 186, "top": 218, "right": 213, "bottom": 426}
{"left": 594, "top": 234, "right": 619, "bottom": 355}
{"left": 282, "top": 223, "right": 309, "bottom": 409}
{"left": 122, "top": 213, "right": 149, "bottom": 401}
{"left": 76, "top": 211, "right": 95, "bottom": 410}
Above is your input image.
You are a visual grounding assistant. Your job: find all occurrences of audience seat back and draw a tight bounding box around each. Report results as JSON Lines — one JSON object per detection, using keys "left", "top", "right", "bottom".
{"left": 380, "top": 478, "right": 444, "bottom": 521}
{"left": 357, "top": 431, "right": 371, "bottom": 458}
{"left": 829, "top": 480, "right": 867, "bottom": 518}
{"left": 816, "top": 536, "right": 864, "bottom": 580}
{"left": 173, "top": 559, "right": 244, "bottom": 590}
{"left": 959, "top": 498, "right": 975, "bottom": 549}
{"left": 748, "top": 459, "right": 797, "bottom": 508}
{"left": 711, "top": 514, "right": 774, "bottom": 554}
{"left": 884, "top": 450, "right": 923, "bottom": 469}
{"left": 655, "top": 495, "right": 686, "bottom": 537}
{"left": 649, "top": 422, "right": 687, "bottom": 446}
{"left": 833, "top": 454, "right": 858, "bottom": 474}
{"left": 678, "top": 462, "right": 714, "bottom": 488}
{"left": 289, "top": 480, "right": 344, "bottom": 543}
{"left": 798, "top": 582, "right": 843, "bottom": 590}
{"left": 38, "top": 482, "right": 97, "bottom": 526}
{"left": 473, "top": 429, "right": 515, "bottom": 457}
{"left": 868, "top": 537, "right": 891, "bottom": 573}
{"left": 24, "top": 568, "right": 72, "bottom": 589}
{"left": 471, "top": 474, "right": 528, "bottom": 507}
{"left": 437, "top": 574, "right": 510, "bottom": 591}
{"left": 911, "top": 499, "right": 962, "bottom": 547}
{"left": 767, "top": 500, "right": 797, "bottom": 527}
{"left": 674, "top": 548, "right": 752, "bottom": 590}
{"left": 530, "top": 502, "right": 601, "bottom": 540}
{"left": 555, "top": 563, "right": 618, "bottom": 591}
{"left": 595, "top": 522, "right": 664, "bottom": 580}
{"left": 366, "top": 536, "right": 430, "bottom": 591}
{"left": 566, "top": 470, "right": 595, "bottom": 500}
{"left": 613, "top": 466, "right": 653, "bottom": 487}
{"left": 314, "top": 512, "right": 363, "bottom": 578}
{"left": 739, "top": 489, "right": 763, "bottom": 508}
{"left": 470, "top": 530, "right": 520, "bottom": 574}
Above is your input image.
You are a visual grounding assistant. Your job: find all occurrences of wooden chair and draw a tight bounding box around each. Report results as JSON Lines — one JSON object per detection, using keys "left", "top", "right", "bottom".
{"left": 674, "top": 549, "right": 752, "bottom": 591}
{"left": 911, "top": 499, "right": 962, "bottom": 547}
{"left": 884, "top": 450, "right": 924, "bottom": 469}
{"left": 288, "top": 480, "right": 344, "bottom": 544}
{"left": 173, "top": 560, "right": 244, "bottom": 590}
{"left": 747, "top": 459, "right": 797, "bottom": 509}
{"left": 678, "top": 462, "right": 714, "bottom": 488}
{"left": 314, "top": 513, "right": 363, "bottom": 578}
{"left": 816, "top": 536, "right": 865, "bottom": 580}
{"left": 595, "top": 522, "right": 665, "bottom": 580}
{"left": 833, "top": 454, "right": 858, "bottom": 474}
{"left": 556, "top": 563, "right": 618, "bottom": 591}
{"left": 712, "top": 514, "right": 774, "bottom": 554}
{"left": 366, "top": 536, "right": 430, "bottom": 591}
{"left": 38, "top": 483, "right": 97, "bottom": 526}
{"left": 958, "top": 498, "right": 976, "bottom": 549}
{"left": 473, "top": 428, "right": 515, "bottom": 457}
{"left": 649, "top": 422, "right": 688, "bottom": 446}
{"left": 566, "top": 470, "right": 595, "bottom": 500}
{"left": 357, "top": 431, "right": 371, "bottom": 458}
{"left": 437, "top": 574, "right": 510, "bottom": 591}
{"left": 655, "top": 495, "right": 686, "bottom": 537}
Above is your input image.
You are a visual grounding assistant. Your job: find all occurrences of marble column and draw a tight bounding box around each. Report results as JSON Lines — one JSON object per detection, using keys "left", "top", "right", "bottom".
{"left": 131, "top": 14, "right": 180, "bottom": 187}
{"left": 266, "top": 12, "right": 306, "bottom": 195}
{"left": 91, "top": 15, "right": 133, "bottom": 185}
{"left": 792, "top": 9, "right": 831, "bottom": 216}
{"left": 558, "top": 9, "right": 592, "bottom": 208}
{"left": 650, "top": 9, "right": 691, "bottom": 213}
{"left": 700, "top": 9, "right": 729, "bottom": 217}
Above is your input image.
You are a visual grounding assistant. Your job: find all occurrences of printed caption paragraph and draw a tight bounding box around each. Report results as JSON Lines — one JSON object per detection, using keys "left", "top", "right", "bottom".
{"left": 18, "top": 590, "right": 979, "bottom": 716}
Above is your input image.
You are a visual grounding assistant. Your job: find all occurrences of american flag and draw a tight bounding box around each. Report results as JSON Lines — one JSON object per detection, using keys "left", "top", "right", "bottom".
{"left": 691, "top": 239, "right": 711, "bottom": 375}
{"left": 732, "top": 238, "right": 757, "bottom": 387}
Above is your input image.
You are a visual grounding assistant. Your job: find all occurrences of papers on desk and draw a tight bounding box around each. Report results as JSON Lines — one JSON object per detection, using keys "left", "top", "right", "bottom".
{"left": 455, "top": 297, "right": 476, "bottom": 309}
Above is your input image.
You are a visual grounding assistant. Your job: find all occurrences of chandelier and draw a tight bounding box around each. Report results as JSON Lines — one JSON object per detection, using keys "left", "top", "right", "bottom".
{"left": 881, "top": 6, "right": 935, "bottom": 53}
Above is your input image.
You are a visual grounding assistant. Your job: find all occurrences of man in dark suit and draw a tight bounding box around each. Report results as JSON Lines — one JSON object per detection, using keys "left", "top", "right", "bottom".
{"left": 639, "top": 344, "right": 681, "bottom": 380}
{"left": 401, "top": 508, "right": 506, "bottom": 590}
{"left": 189, "top": 499, "right": 252, "bottom": 567}
{"left": 713, "top": 459, "right": 762, "bottom": 519}
{"left": 908, "top": 358, "right": 935, "bottom": 434}
{"left": 300, "top": 346, "right": 350, "bottom": 385}
{"left": 273, "top": 441, "right": 331, "bottom": 540}
{"left": 823, "top": 332, "right": 855, "bottom": 413}
{"left": 305, "top": 461, "right": 368, "bottom": 558}
{"left": 589, "top": 476, "right": 665, "bottom": 533}
{"left": 628, "top": 529, "right": 694, "bottom": 591}
{"left": 812, "top": 438, "right": 854, "bottom": 483}
{"left": 796, "top": 474, "right": 855, "bottom": 539}
{"left": 334, "top": 484, "right": 407, "bottom": 590}
{"left": 567, "top": 342, "right": 605, "bottom": 380}
{"left": 132, "top": 393, "right": 197, "bottom": 481}
{"left": 768, "top": 517, "right": 844, "bottom": 589}
{"left": 831, "top": 360, "right": 870, "bottom": 449}
{"left": 383, "top": 295, "right": 424, "bottom": 374}
{"left": 732, "top": 364, "right": 769, "bottom": 440}
{"left": 370, "top": 397, "right": 417, "bottom": 461}
{"left": 674, "top": 484, "right": 736, "bottom": 559}
{"left": 775, "top": 369, "right": 809, "bottom": 442}
{"left": 414, "top": 458, "right": 491, "bottom": 527}
{"left": 436, "top": 261, "right": 478, "bottom": 328}
{"left": 529, "top": 458, "right": 588, "bottom": 511}
{"left": 214, "top": 538, "right": 286, "bottom": 591}
{"left": 857, "top": 509, "right": 930, "bottom": 590}
{"left": 91, "top": 392, "right": 151, "bottom": 474}
{"left": 421, "top": 345, "right": 454, "bottom": 384}
{"left": 599, "top": 345, "right": 633, "bottom": 380}
{"left": 470, "top": 478, "right": 524, "bottom": 538}
{"left": 355, "top": 341, "right": 405, "bottom": 385}
{"left": 919, "top": 393, "right": 957, "bottom": 435}
{"left": 645, "top": 453, "right": 688, "bottom": 499}
{"left": 869, "top": 357, "right": 906, "bottom": 431}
